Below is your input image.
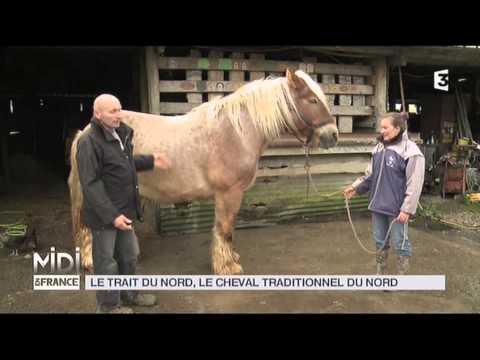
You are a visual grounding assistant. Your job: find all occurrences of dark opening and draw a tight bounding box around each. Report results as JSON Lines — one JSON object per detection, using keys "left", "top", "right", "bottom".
{"left": 0, "top": 47, "right": 142, "bottom": 193}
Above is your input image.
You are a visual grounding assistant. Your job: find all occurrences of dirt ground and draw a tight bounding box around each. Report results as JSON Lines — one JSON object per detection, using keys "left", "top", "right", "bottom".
{"left": 1, "top": 176, "right": 480, "bottom": 314}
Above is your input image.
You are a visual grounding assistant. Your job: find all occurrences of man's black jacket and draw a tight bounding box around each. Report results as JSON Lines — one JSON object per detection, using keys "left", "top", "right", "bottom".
{"left": 76, "top": 117, "right": 154, "bottom": 229}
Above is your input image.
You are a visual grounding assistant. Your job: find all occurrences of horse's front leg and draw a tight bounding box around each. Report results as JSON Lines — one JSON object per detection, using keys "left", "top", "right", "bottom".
{"left": 211, "top": 188, "right": 244, "bottom": 275}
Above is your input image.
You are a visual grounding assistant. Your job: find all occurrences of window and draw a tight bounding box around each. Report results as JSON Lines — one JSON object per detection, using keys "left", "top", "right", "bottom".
{"left": 408, "top": 104, "right": 418, "bottom": 114}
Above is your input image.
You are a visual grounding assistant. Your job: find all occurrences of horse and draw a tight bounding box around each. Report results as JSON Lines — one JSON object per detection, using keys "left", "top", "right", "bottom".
{"left": 68, "top": 69, "right": 338, "bottom": 275}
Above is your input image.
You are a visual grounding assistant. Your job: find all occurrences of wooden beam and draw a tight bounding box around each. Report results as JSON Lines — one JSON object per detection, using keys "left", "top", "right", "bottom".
{"left": 352, "top": 75, "right": 366, "bottom": 106}
{"left": 138, "top": 49, "right": 149, "bottom": 113}
{"left": 271, "top": 133, "right": 378, "bottom": 147}
{"left": 303, "top": 46, "right": 397, "bottom": 57}
{"left": 338, "top": 116, "right": 353, "bottom": 133}
{"left": 160, "top": 102, "right": 373, "bottom": 116}
{"left": 230, "top": 52, "right": 245, "bottom": 82}
{"left": 186, "top": 49, "right": 202, "bottom": 104}
{"left": 322, "top": 74, "right": 336, "bottom": 127}
{"left": 263, "top": 145, "right": 375, "bottom": 156}
{"left": 304, "top": 46, "right": 480, "bottom": 67}
{"left": 160, "top": 102, "right": 200, "bottom": 114}
{"left": 324, "top": 84, "right": 373, "bottom": 95}
{"left": 1, "top": 130, "right": 10, "bottom": 190}
{"left": 158, "top": 81, "right": 373, "bottom": 95}
{"left": 303, "top": 57, "right": 317, "bottom": 81}
{"left": 250, "top": 53, "right": 265, "bottom": 80}
{"left": 256, "top": 155, "right": 370, "bottom": 177}
{"left": 316, "top": 62, "right": 372, "bottom": 76}
{"left": 338, "top": 75, "right": 353, "bottom": 133}
{"left": 131, "top": 50, "right": 141, "bottom": 111}
{"left": 145, "top": 46, "right": 161, "bottom": 114}
{"left": 355, "top": 117, "right": 377, "bottom": 129}
{"left": 339, "top": 75, "right": 352, "bottom": 106}
{"left": 368, "top": 57, "right": 388, "bottom": 131}
{"left": 208, "top": 50, "right": 224, "bottom": 101}
{"left": 331, "top": 106, "right": 373, "bottom": 116}
{"left": 157, "top": 56, "right": 373, "bottom": 76}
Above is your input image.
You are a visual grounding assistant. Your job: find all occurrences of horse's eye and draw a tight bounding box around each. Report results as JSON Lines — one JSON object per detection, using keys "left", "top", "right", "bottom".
{"left": 309, "top": 98, "right": 318, "bottom": 104}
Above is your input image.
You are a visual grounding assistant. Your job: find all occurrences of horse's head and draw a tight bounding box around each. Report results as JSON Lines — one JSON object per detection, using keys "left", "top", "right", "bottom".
{"left": 286, "top": 69, "right": 338, "bottom": 149}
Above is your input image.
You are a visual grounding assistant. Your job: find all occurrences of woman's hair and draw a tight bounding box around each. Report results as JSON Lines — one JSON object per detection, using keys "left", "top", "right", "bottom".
{"left": 381, "top": 112, "right": 408, "bottom": 132}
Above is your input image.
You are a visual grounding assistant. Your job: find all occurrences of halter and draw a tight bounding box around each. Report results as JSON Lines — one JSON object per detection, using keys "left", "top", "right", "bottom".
{"left": 284, "top": 97, "right": 316, "bottom": 146}
{"left": 283, "top": 100, "right": 322, "bottom": 200}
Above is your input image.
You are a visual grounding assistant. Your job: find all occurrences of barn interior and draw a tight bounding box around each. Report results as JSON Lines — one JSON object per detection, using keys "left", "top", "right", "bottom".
{"left": 389, "top": 62, "right": 480, "bottom": 195}
{"left": 1, "top": 46, "right": 480, "bottom": 200}
{"left": 0, "top": 46, "right": 142, "bottom": 194}
{"left": 0, "top": 46, "right": 375, "bottom": 197}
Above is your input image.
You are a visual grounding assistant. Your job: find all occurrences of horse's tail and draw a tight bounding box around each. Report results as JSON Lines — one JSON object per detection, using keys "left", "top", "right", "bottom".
{"left": 67, "top": 130, "right": 93, "bottom": 272}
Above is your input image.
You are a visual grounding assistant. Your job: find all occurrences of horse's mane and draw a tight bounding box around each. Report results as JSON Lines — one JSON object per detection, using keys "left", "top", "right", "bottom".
{"left": 193, "top": 70, "right": 328, "bottom": 141}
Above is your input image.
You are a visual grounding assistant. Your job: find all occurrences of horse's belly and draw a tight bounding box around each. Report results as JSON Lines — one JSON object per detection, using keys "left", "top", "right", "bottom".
{"left": 137, "top": 171, "right": 214, "bottom": 204}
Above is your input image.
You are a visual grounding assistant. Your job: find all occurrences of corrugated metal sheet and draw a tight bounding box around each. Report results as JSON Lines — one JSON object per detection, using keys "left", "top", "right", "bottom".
{"left": 155, "top": 173, "right": 369, "bottom": 236}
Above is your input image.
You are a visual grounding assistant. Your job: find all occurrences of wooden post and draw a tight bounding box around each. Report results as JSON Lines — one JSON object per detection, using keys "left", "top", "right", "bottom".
{"left": 249, "top": 53, "right": 265, "bottom": 80}
{"left": 353, "top": 66, "right": 375, "bottom": 130}
{"left": 1, "top": 130, "right": 10, "bottom": 191}
{"left": 139, "top": 48, "right": 149, "bottom": 113}
{"left": 338, "top": 75, "right": 353, "bottom": 133}
{"left": 187, "top": 49, "right": 203, "bottom": 105}
{"left": 322, "top": 74, "right": 337, "bottom": 126}
{"left": 367, "top": 57, "right": 388, "bottom": 131}
{"left": 208, "top": 50, "right": 224, "bottom": 101}
{"left": 302, "top": 57, "right": 317, "bottom": 82}
{"left": 131, "top": 50, "right": 141, "bottom": 111}
{"left": 230, "top": 52, "right": 245, "bottom": 82}
{"left": 353, "top": 76, "right": 366, "bottom": 106}
{"left": 145, "top": 46, "right": 161, "bottom": 114}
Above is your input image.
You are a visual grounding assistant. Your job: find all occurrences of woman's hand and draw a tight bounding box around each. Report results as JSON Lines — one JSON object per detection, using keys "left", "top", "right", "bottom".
{"left": 343, "top": 186, "right": 357, "bottom": 200}
{"left": 397, "top": 211, "right": 410, "bottom": 224}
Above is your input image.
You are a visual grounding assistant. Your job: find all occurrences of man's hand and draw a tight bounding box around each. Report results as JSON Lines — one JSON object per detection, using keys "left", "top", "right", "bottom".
{"left": 397, "top": 211, "right": 410, "bottom": 224}
{"left": 343, "top": 186, "right": 357, "bottom": 200}
{"left": 153, "top": 153, "right": 171, "bottom": 170}
{"left": 113, "top": 214, "right": 133, "bottom": 230}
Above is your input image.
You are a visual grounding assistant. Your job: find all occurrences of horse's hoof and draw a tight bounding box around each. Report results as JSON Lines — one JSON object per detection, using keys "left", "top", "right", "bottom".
{"left": 82, "top": 258, "right": 93, "bottom": 273}
{"left": 212, "top": 261, "right": 244, "bottom": 275}
{"left": 225, "top": 263, "right": 243, "bottom": 275}
{"left": 230, "top": 262, "right": 244, "bottom": 275}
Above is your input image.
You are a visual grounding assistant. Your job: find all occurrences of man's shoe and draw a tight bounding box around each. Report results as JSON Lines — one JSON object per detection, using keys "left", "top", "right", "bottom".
{"left": 96, "top": 305, "right": 134, "bottom": 314}
{"left": 123, "top": 293, "right": 157, "bottom": 307}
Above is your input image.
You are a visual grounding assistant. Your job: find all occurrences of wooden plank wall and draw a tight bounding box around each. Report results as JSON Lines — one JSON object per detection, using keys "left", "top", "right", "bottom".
{"left": 147, "top": 50, "right": 381, "bottom": 179}
{"left": 152, "top": 51, "right": 380, "bottom": 133}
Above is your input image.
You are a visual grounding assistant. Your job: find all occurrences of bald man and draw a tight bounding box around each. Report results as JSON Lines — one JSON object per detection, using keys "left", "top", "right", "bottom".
{"left": 76, "top": 94, "right": 170, "bottom": 314}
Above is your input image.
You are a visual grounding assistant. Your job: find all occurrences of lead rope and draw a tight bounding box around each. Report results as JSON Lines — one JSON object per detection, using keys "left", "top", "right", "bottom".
{"left": 293, "top": 120, "right": 398, "bottom": 255}
{"left": 344, "top": 196, "right": 397, "bottom": 255}
{"left": 303, "top": 143, "right": 397, "bottom": 255}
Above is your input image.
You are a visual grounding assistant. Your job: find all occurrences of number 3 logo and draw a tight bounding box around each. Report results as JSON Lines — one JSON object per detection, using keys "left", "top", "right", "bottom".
{"left": 438, "top": 73, "right": 448, "bottom": 87}
{"left": 434, "top": 69, "right": 449, "bottom": 91}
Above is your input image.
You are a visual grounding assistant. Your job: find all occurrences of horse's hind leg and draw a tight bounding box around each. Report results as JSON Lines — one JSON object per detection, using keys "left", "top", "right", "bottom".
{"left": 212, "top": 188, "right": 244, "bottom": 275}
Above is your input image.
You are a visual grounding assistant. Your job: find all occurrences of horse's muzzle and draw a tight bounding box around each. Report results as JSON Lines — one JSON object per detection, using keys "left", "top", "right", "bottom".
{"left": 314, "top": 124, "right": 339, "bottom": 149}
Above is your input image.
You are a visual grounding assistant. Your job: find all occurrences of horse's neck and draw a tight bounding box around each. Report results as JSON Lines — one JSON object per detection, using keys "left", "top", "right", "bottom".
{"left": 121, "top": 111, "right": 188, "bottom": 134}
{"left": 121, "top": 108, "right": 284, "bottom": 159}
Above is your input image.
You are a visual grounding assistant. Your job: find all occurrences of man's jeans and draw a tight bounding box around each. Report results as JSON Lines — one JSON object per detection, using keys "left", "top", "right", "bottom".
{"left": 91, "top": 228, "right": 140, "bottom": 309}
{"left": 372, "top": 212, "right": 412, "bottom": 257}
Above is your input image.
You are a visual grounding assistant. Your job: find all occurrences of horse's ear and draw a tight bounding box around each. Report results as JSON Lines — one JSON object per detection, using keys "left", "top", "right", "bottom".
{"left": 286, "top": 68, "right": 304, "bottom": 90}
{"left": 286, "top": 68, "right": 296, "bottom": 87}
{"left": 286, "top": 68, "right": 293, "bottom": 79}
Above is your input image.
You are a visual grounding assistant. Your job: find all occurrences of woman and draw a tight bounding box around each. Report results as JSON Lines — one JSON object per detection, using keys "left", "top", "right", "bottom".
{"left": 344, "top": 112, "right": 425, "bottom": 275}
